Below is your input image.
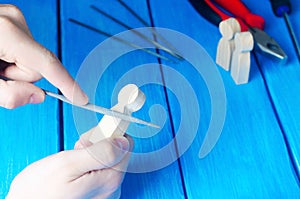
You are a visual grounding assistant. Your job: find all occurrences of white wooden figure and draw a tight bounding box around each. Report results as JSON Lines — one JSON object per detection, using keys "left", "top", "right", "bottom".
{"left": 216, "top": 18, "right": 241, "bottom": 71}
{"left": 88, "top": 84, "right": 146, "bottom": 143}
{"left": 230, "top": 32, "right": 254, "bottom": 85}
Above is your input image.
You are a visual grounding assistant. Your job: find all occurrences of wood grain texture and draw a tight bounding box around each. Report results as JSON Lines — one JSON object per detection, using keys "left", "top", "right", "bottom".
{"left": 0, "top": 0, "right": 59, "bottom": 197}
{"left": 60, "top": 0, "right": 185, "bottom": 198}
{"left": 149, "top": 0, "right": 300, "bottom": 198}
{"left": 1, "top": 0, "right": 299, "bottom": 198}
{"left": 243, "top": 0, "right": 300, "bottom": 179}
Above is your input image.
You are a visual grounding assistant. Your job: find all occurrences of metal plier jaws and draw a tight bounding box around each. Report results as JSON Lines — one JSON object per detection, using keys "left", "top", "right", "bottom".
{"left": 249, "top": 27, "right": 287, "bottom": 60}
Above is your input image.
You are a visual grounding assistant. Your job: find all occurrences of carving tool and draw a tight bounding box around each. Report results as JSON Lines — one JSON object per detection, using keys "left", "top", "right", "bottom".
{"left": 269, "top": 0, "right": 300, "bottom": 61}
{"left": 0, "top": 75, "right": 160, "bottom": 129}
{"left": 90, "top": 5, "right": 184, "bottom": 61}
{"left": 69, "top": 18, "right": 173, "bottom": 62}
{"left": 189, "top": 0, "right": 287, "bottom": 61}
{"left": 45, "top": 91, "right": 160, "bottom": 128}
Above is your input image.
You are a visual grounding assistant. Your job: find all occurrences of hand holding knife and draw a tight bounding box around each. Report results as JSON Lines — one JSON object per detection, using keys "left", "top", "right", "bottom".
{"left": 0, "top": 75, "right": 159, "bottom": 128}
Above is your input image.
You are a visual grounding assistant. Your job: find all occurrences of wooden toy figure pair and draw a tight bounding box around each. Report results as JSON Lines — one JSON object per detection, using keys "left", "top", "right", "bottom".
{"left": 216, "top": 18, "right": 254, "bottom": 85}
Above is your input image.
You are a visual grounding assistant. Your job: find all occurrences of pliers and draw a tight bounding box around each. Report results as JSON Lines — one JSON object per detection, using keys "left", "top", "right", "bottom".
{"left": 189, "top": 0, "right": 287, "bottom": 61}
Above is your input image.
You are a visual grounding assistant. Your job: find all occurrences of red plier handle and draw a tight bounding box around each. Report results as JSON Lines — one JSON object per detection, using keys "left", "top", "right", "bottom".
{"left": 189, "top": 0, "right": 265, "bottom": 31}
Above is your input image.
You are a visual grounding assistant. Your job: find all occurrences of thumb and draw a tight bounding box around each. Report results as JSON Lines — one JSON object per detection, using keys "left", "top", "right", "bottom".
{"left": 69, "top": 136, "right": 130, "bottom": 175}
{"left": 0, "top": 79, "right": 45, "bottom": 109}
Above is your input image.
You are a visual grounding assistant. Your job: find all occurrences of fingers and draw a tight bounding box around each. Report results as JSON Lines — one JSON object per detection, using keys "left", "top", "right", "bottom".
{"left": 111, "top": 135, "right": 133, "bottom": 172}
{"left": 74, "top": 134, "right": 133, "bottom": 169}
{"left": 74, "top": 126, "right": 98, "bottom": 149}
{"left": 70, "top": 136, "right": 133, "bottom": 198}
{"left": 74, "top": 138, "right": 93, "bottom": 150}
{"left": 0, "top": 64, "right": 42, "bottom": 82}
{"left": 70, "top": 136, "right": 130, "bottom": 175}
{"left": 0, "top": 79, "right": 45, "bottom": 109}
{"left": 0, "top": 7, "right": 88, "bottom": 105}
{"left": 0, "top": 4, "right": 32, "bottom": 36}
{"left": 73, "top": 136, "right": 133, "bottom": 198}
{"left": 0, "top": 16, "right": 40, "bottom": 82}
{"left": 89, "top": 136, "right": 133, "bottom": 197}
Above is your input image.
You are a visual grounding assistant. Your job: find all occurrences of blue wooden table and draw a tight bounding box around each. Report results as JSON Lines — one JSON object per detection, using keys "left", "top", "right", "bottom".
{"left": 1, "top": 0, "right": 299, "bottom": 198}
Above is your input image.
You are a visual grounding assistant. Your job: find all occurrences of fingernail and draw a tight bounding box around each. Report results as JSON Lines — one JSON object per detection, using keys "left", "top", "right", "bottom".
{"left": 113, "top": 137, "right": 129, "bottom": 151}
{"left": 29, "top": 92, "right": 45, "bottom": 104}
{"left": 72, "top": 83, "right": 89, "bottom": 105}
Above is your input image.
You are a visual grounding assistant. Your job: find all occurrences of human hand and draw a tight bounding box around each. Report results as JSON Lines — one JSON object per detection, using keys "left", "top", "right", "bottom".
{"left": 7, "top": 136, "right": 131, "bottom": 199}
{"left": 0, "top": 4, "right": 88, "bottom": 109}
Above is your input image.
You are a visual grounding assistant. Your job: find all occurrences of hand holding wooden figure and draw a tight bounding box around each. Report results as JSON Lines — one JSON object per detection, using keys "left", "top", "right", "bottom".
{"left": 2, "top": 3, "right": 142, "bottom": 198}
{"left": 7, "top": 84, "right": 145, "bottom": 199}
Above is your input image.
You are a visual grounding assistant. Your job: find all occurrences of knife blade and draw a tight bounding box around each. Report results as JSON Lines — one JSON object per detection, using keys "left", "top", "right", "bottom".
{"left": 0, "top": 75, "right": 159, "bottom": 128}
{"left": 45, "top": 90, "right": 160, "bottom": 129}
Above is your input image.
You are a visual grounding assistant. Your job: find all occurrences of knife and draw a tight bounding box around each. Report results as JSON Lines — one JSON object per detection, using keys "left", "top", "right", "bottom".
{"left": 45, "top": 90, "right": 159, "bottom": 128}
{"left": 0, "top": 75, "right": 159, "bottom": 128}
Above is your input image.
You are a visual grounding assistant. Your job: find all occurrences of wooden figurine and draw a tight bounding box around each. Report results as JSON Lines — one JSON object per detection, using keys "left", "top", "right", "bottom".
{"left": 230, "top": 31, "right": 254, "bottom": 85}
{"left": 216, "top": 18, "right": 241, "bottom": 71}
{"left": 88, "top": 84, "right": 146, "bottom": 143}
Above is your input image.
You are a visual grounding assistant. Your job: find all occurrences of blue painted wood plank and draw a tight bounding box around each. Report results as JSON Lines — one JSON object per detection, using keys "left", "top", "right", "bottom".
{"left": 243, "top": 0, "right": 300, "bottom": 179}
{"left": 149, "top": 0, "right": 300, "bottom": 198}
{"left": 0, "top": 1, "right": 59, "bottom": 197}
{"left": 60, "top": 0, "right": 185, "bottom": 198}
